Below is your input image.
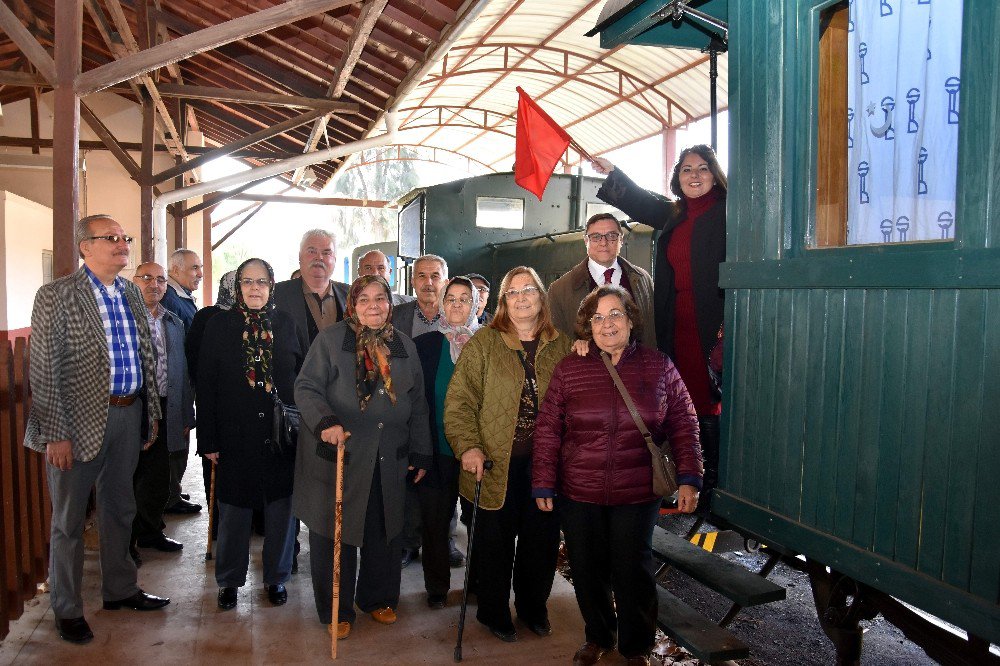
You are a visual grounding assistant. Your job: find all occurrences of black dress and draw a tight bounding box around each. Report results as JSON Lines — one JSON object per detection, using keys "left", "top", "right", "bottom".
{"left": 196, "top": 308, "right": 304, "bottom": 508}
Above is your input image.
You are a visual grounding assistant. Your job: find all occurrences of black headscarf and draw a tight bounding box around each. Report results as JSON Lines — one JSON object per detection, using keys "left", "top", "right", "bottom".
{"left": 234, "top": 258, "right": 276, "bottom": 392}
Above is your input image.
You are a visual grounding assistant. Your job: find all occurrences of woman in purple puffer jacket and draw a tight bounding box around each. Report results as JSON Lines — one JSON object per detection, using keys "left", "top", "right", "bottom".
{"left": 532, "top": 285, "right": 703, "bottom": 666}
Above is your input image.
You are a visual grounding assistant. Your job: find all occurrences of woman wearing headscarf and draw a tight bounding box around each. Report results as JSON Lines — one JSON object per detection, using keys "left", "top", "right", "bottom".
{"left": 445, "top": 266, "right": 572, "bottom": 642}
{"left": 592, "top": 146, "right": 727, "bottom": 505}
{"left": 412, "top": 276, "right": 480, "bottom": 609}
{"left": 197, "top": 259, "right": 304, "bottom": 610}
{"left": 293, "top": 275, "right": 432, "bottom": 639}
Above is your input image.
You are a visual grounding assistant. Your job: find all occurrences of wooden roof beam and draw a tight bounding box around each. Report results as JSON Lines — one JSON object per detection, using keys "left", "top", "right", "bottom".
{"left": 75, "top": 0, "right": 356, "bottom": 95}
{"left": 0, "top": 1, "right": 56, "bottom": 83}
{"left": 115, "top": 82, "right": 362, "bottom": 113}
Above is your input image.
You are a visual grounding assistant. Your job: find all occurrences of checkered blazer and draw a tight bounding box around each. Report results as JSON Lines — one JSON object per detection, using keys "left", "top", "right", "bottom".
{"left": 24, "top": 266, "right": 161, "bottom": 462}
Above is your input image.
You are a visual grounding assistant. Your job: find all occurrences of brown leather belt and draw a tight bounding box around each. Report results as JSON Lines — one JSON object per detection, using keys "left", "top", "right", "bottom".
{"left": 109, "top": 394, "right": 138, "bottom": 407}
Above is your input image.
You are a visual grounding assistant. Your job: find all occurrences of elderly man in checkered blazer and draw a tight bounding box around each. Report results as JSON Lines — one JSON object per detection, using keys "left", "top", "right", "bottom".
{"left": 24, "top": 214, "right": 170, "bottom": 645}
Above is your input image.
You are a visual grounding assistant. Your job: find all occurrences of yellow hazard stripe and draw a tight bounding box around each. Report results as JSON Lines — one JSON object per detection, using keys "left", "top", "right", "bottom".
{"left": 688, "top": 532, "right": 719, "bottom": 551}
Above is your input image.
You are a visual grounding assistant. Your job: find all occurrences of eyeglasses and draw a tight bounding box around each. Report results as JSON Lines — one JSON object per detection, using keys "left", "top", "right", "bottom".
{"left": 590, "top": 310, "right": 627, "bottom": 326}
{"left": 445, "top": 297, "right": 473, "bottom": 306}
{"left": 504, "top": 285, "right": 540, "bottom": 299}
{"left": 135, "top": 275, "right": 167, "bottom": 285}
{"left": 239, "top": 278, "right": 271, "bottom": 287}
{"left": 585, "top": 232, "right": 622, "bottom": 244}
{"left": 474, "top": 286, "right": 489, "bottom": 294}
{"left": 86, "top": 234, "right": 133, "bottom": 244}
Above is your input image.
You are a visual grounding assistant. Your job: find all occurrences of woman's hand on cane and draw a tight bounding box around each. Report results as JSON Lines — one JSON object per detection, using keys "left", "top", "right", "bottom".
{"left": 321, "top": 425, "right": 351, "bottom": 447}
{"left": 205, "top": 452, "right": 219, "bottom": 463}
{"left": 461, "top": 448, "right": 487, "bottom": 481}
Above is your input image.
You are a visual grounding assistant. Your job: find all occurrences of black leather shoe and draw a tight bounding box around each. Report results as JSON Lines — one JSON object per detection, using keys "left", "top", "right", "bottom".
{"left": 522, "top": 617, "right": 552, "bottom": 637}
{"left": 55, "top": 616, "right": 93, "bottom": 644}
{"left": 266, "top": 584, "right": 287, "bottom": 606}
{"left": 136, "top": 534, "right": 183, "bottom": 552}
{"left": 448, "top": 545, "right": 465, "bottom": 568}
{"left": 180, "top": 493, "right": 190, "bottom": 500}
{"left": 426, "top": 593, "right": 447, "bottom": 609}
{"left": 165, "top": 498, "right": 202, "bottom": 514}
{"left": 480, "top": 619, "right": 517, "bottom": 643}
{"left": 400, "top": 548, "right": 419, "bottom": 568}
{"left": 103, "top": 590, "right": 170, "bottom": 611}
{"left": 129, "top": 544, "right": 142, "bottom": 568}
{"left": 218, "top": 587, "right": 237, "bottom": 610}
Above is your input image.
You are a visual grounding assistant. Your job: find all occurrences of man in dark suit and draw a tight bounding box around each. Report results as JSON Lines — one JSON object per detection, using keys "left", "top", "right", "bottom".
{"left": 547, "top": 213, "right": 656, "bottom": 346}
{"left": 273, "top": 229, "right": 349, "bottom": 355}
{"left": 129, "top": 262, "right": 196, "bottom": 563}
{"left": 24, "top": 214, "right": 170, "bottom": 645}
{"left": 273, "top": 229, "right": 348, "bottom": 572}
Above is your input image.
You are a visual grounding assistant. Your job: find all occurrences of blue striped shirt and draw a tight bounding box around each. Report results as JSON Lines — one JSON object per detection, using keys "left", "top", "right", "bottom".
{"left": 84, "top": 266, "right": 143, "bottom": 396}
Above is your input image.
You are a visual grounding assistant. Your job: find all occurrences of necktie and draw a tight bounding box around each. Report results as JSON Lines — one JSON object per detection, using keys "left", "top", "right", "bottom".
{"left": 603, "top": 268, "right": 614, "bottom": 285}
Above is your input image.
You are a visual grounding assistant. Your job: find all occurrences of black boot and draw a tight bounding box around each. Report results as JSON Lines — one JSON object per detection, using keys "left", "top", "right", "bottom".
{"left": 696, "top": 415, "right": 720, "bottom": 513}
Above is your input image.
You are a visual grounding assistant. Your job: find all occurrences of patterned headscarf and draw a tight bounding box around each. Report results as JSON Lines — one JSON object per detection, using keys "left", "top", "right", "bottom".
{"left": 234, "top": 258, "right": 276, "bottom": 392}
{"left": 437, "top": 276, "right": 481, "bottom": 363}
{"left": 344, "top": 275, "right": 396, "bottom": 411}
{"left": 216, "top": 270, "right": 237, "bottom": 310}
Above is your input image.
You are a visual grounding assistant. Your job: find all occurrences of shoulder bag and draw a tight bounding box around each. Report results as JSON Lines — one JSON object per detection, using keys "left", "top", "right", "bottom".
{"left": 271, "top": 392, "right": 301, "bottom": 455}
{"left": 600, "top": 352, "right": 679, "bottom": 498}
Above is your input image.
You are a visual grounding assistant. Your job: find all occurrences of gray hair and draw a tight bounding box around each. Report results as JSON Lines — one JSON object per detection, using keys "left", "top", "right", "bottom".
{"left": 300, "top": 229, "right": 337, "bottom": 251}
{"left": 169, "top": 248, "right": 199, "bottom": 272}
{"left": 75, "top": 213, "right": 115, "bottom": 258}
{"left": 414, "top": 254, "right": 448, "bottom": 278}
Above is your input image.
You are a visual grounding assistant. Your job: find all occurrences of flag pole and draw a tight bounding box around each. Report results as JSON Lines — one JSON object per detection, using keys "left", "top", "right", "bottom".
{"left": 568, "top": 137, "right": 595, "bottom": 163}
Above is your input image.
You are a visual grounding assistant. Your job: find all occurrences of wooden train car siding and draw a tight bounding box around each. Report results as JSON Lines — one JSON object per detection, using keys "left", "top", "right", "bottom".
{"left": 717, "top": 0, "right": 1000, "bottom": 641}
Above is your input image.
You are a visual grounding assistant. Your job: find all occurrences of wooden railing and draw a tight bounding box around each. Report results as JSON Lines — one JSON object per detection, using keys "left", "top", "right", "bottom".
{"left": 0, "top": 338, "right": 50, "bottom": 640}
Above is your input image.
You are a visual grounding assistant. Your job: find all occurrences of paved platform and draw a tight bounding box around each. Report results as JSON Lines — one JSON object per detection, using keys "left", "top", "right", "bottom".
{"left": 0, "top": 450, "right": 622, "bottom": 665}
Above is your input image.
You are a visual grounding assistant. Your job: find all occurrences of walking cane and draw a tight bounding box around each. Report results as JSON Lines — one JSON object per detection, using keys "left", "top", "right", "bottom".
{"left": 454, "top": 459, "right": 493, "bottom": 662}
{"left": 331, "top": 438, "right": 348, "bottom": 660}
{"left": 204, "top": 462, "right": 216, "bottom": 561}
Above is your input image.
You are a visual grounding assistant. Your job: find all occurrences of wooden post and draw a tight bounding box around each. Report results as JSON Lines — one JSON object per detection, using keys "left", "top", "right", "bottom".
{"left": 0, "top": 342, "right": 24, "bottom": 622}
{"left": 52, "top": 1, "right": 82, "bottom": 278}
{"left": 140, "top": 96, "right": 155, "bottom": 263}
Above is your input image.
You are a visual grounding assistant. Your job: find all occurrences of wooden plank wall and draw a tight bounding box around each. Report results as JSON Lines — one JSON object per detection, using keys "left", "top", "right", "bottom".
{"left": 0, "top": 338, "right": 50, "bottom": 640}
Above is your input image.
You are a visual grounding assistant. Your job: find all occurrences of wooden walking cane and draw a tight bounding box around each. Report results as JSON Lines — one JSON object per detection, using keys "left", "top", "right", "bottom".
{"left": 331, "top": 438, "right": 347, "bottom": 660}
{"left": 204, "top": 462, "right": 216, "bottom": 561}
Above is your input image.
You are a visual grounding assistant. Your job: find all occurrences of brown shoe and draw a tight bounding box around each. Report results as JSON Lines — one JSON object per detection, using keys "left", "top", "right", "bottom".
{"left": 370, "top": 607, "right": 397, "bottom": 625}
{"left": 573, "top": 642, "right": 607, "bottom": 665}
{"left": 624, "top": 655, "right": 661, "bottom": 666}
{"left": 328, "top": 621, "right": 351, "bottom": 639}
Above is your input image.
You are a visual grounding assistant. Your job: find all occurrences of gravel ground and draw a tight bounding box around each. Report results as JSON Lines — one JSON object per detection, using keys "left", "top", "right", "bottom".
{"left": 654, "top": 515, "right": 936, "bottom": 666}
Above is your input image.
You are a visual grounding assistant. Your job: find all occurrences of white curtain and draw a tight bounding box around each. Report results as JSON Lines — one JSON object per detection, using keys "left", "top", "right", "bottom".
{"left": 847, "top": 0, "right": 962, "bottom": 245}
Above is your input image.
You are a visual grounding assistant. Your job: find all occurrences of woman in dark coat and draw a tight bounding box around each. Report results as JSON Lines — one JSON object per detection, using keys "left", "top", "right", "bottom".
{"left": 533, "top": 285, "right": 702, "bottom": 666}
{"left": 412, "top": 276, "right": 481, "bottom": 609}
{"left": 197, "top": 258, "right": 303, "bottom": 611}
{"left": 593, "top": 146, "right": 726, "bottom": 499}
{"left": 293, "top": 275, "right": 432, "bottom": 639}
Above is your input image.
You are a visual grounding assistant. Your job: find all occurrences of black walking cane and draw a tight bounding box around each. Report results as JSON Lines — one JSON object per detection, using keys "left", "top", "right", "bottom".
{"left": 455, "top": 459, "right": 493, "bottom": 662}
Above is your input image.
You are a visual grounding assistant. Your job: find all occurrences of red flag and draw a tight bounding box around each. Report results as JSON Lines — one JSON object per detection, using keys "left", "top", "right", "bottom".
{"left": 515, "top": 86, "right": 571, "bottom": 201}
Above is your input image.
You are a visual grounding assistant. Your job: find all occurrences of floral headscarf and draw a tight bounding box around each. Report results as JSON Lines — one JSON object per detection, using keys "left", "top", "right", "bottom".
{"left": 437, "top": 276, "right": 481, "bottom": 362}
{"left": 344, "top": 275, "right": 396, "bottom": 411}
{"left": 234, "top": 258, "right": 275, "bottom": 392}
{"left": 216, "top": 270, "right": 237, "bottom": 310}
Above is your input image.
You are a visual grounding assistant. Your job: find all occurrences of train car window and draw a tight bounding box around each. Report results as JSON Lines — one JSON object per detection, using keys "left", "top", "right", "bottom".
{"left": 476, "top": 196, "right": 524, "bottom": 229}
{"left": 398, "top": 196, "right": 423, "bottom": 259}
{"left": 814, "top": 0, "right": 962, "bottom": 247}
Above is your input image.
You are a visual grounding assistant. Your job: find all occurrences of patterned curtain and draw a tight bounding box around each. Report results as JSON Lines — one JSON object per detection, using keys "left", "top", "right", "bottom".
{"left": 847, "top": 0, "right": 962, "bottom": 245}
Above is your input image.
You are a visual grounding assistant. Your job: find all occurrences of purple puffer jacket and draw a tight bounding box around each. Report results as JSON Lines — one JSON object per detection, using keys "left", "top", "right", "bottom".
{"left": 532, "top": 342, "right": 703, "bottom": 505}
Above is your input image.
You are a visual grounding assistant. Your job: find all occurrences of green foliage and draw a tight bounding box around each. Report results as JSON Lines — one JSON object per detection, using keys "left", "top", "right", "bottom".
{"left": 212, "top": 245, "right": 249, "bottom": 283}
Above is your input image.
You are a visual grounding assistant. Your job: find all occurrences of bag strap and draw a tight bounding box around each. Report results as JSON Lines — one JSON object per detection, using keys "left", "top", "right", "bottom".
{"left": 600, "top": 351, "right": 672, "bottom": 463}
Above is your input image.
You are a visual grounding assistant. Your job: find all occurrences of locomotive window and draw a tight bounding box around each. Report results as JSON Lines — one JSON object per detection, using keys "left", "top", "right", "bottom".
{"left": 476, "top": 197, "right": 524, "bottom": 229}
{"left": 814, "top": 0, "right": 962, "bottom": 247}
{"left": 585, "top": 203, "right": 626, "bottom": 227}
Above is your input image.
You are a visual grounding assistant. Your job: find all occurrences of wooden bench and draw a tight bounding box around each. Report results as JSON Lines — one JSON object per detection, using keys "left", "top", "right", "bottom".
{"left": 655, "top": 587, "right": 751, "bottom": 662}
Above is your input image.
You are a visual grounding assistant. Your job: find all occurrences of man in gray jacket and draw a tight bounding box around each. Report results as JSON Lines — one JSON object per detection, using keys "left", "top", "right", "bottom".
{"left": 24, "top": 214, "right": 169, "bottom": 645}
{"left": 129, "top": 262, "right": 196, "bottom": 562}
{"left": 548, "top": 213, "right": 656, "bottom": 346}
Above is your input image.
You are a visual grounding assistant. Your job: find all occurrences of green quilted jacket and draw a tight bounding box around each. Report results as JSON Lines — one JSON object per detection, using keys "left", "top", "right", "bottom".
{"left": 444, "top": 326, "right": 572, "bottom": 510}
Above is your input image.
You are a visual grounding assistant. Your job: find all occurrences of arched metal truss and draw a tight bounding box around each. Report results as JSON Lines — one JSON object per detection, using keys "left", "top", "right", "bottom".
{"left": 340, "top": 143, "right": 497, "bottom": 174}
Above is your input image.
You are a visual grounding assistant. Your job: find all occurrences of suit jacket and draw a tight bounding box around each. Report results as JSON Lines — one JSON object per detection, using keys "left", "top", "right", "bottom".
{"left": 24, "top": 266, "right": 161, "bottom": 462}
{"left": 159, "top": 308, "right": 196, "bottom": 453}
{"left": 392, "top": 300, "right": 417, "bottom": 337}
{"left": 547, "top": 257, "right": 656, "bottom": 346}
{"left": 273, "top": 277, "right": 349, "bottom": 354}
{"left": 391, "top": 292, "right": 415, "bottom": 307}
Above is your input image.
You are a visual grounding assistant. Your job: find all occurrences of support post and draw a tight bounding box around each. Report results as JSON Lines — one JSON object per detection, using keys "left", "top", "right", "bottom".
{"left": 709, "top": 48, "right": 719, "bottom": 152}
{"left": 52, "top": 1, "right": 82, "bottom": 278}
{"left": 201, "top": 205, "right": 214, "bottom": 305}
{"left": 661, "top": 127, "right": 677, "bottom": 194}
{"left": 140, "top": 96, "right": 155, "bottom": 263}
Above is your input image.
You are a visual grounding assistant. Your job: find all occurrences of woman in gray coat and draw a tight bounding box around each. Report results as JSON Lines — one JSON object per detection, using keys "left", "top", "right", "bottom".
{"left": 293, "top": 275, "right": 432, "bottom": 639}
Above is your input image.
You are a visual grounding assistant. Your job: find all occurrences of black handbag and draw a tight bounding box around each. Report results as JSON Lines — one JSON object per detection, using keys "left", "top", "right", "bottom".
{"left": 601, "top": 352, "right": 679, "bottom": 498}
{"left": 271, "top": 392, "right": 301, "bottom": 454}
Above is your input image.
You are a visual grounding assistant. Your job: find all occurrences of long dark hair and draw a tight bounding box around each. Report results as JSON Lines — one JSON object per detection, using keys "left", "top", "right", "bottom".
{"left": 668, "top": 144, "right": 728, "bottom": 201}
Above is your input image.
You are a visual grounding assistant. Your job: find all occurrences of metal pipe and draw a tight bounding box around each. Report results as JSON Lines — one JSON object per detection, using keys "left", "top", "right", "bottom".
{"left": 710, "top": 48, "right": 718, "bottom": 151}
{"left": 151, "top": 110, "right": 398, "bottom": 264}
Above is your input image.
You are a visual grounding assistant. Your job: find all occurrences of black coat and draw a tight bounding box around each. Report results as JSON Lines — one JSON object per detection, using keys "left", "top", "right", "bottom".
{"left": 597, "top": 168, "right": 726, "bottom": 363}
{"left": 413, "top": 331, "right": 457, "bottom": 489}
{"left": 196, "top": 308, "right": 304, "bottom": 508}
